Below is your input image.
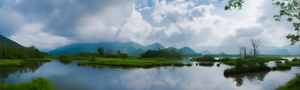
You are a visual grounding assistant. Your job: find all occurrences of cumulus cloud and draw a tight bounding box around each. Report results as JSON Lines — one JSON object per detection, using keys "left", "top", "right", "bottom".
{"left": 0, "top": 0, "right": 296, "bottom": 53}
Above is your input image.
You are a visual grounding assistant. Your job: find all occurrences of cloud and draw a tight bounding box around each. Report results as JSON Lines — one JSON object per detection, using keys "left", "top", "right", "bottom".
{"left": 0, "top": 0, "right": 296, "bottom": 53}
{"left": 10, "top": 23, "right": 72, "bottom": 51}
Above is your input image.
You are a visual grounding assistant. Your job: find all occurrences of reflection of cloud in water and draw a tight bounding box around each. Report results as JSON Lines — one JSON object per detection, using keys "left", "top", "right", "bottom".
{"left": 120, "top": 69, "right": 152, "bottom": 90}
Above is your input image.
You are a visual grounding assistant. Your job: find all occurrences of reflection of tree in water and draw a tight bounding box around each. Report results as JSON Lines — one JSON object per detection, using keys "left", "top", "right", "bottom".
{"left": 224, "top": 71, "right": 270, "bottom": 87}
{"left": 59, "top": 60, "right": 72, "bottom": 65}
{"left": 0, "top": 61, "right": 47, "bottom": 83}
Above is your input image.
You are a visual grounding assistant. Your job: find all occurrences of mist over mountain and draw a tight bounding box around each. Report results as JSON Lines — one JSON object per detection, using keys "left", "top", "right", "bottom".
{"left": 48, "top": 41, "right": 198, "bottom": 55}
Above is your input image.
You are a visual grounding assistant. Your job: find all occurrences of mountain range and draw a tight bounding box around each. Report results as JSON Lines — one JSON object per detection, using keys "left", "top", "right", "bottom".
{"left": 0, "top": 34, "right": 299, "bottom": 55}
{"left": 48, "top": 41, "right": 199, "bottom": 55}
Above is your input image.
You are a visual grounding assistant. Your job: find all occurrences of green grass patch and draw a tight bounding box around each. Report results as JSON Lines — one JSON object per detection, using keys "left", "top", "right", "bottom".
{"left": 173, "top": 62, "right": 185, "bottom": 66}
{"left": 0, "top": 77, "right": 53, "bottom": 90}
{"left": 277, "top": 74, "right": 300, "bottom": 90}
{"left": 275, "top": 61, "right": 282, "bottom": 64}
{"left": 290, "top": 61, "right": 300, "bottom": 66}
{"left": 276, "top": 63, "right": 292, "bottom": 69}
{"left": 78, "top": 58, "right": 172, "bottom": 67}
{"left": 0, "top": 59, "right": 24, "bottom": 67}
{"left": 24, "top": 58, "right": 52, "bottom": 62}
{"left": 186, "top": 63, "right": 192, "bottom": 66}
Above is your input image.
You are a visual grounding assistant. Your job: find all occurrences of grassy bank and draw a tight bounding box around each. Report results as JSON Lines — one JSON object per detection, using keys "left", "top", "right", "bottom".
{"left": 277, "top": 74, "right": 300, "bottom": 90}
{"left": 78, "top": 58, "right": 173, "bottom": 67}
{"left": 0, "top": 77, "right": 53, "bottom": 90}
{"left": 0, "top": 59, "right": 24, "bottom": 67}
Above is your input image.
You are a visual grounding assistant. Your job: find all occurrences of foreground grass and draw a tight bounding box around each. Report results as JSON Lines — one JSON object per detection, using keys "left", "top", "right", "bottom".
{"left": 0, "top": 77, "right": 53, "bottom": 90}
{"left": 0, "top": 59, "right": 24, "bottom": 67}
{"left": 78, "top": 58, "right": 173, "bottom": 67}
{"left": 277, "top": 74, "right": 300, "bottom": 90}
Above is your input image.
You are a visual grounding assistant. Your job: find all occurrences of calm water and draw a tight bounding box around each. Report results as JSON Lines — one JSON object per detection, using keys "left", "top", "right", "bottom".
{"left": 1, "top": 57, "right": 300, "bottom": 90}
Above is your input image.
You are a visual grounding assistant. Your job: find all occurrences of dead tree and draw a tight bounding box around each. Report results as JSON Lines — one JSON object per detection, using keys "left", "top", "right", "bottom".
{"left": 239, "top": 46, "right": 247, "bottom": 58}
{"left": 251, "top": 38, "right": 261, "bottom": 58}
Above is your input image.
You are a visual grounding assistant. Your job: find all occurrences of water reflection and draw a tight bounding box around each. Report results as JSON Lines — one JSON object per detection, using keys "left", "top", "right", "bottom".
{"left": 224, "top": 71, "right": 270, "bottom": 87}
{"left": 0, "top": 61, "right": 48, "bottom": 83}
{"left": 1, "top": 59, "right": 299, "bottom": 90}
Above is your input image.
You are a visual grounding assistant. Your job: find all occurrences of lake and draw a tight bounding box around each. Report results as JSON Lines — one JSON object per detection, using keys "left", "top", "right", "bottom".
{"left": 1, "top": 57, "right": 300, "bottom": 90}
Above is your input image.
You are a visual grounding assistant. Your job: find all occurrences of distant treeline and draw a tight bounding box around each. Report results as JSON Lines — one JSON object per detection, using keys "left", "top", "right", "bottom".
{"left": 141, "top": 49, "right": 182, "bottom": 58}
{"left": 0, "top": 43, "right": 44, "bottom": 59}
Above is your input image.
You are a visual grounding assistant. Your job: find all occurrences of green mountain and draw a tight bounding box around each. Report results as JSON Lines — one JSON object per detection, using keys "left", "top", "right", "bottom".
{"left": 179, "top": 47, "right": 198, "bottom": 55}
{"left": 0, "top": 34, "right": 22, "bottom": 47}
{"left": 48, "top": 41, "right": 198, "bottom": 55}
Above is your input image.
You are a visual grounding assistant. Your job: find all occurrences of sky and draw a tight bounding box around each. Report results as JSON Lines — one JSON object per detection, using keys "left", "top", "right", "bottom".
{"left": 0, "top": 0, "right": 297, "bottom": 53}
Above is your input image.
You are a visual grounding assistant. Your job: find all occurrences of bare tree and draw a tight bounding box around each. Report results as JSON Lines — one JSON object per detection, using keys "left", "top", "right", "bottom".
{"left": 251, "top": 38, "right": 261, "bottom": 58}
{"left": 239, "top": 46, "right": 247, "bottom": 58}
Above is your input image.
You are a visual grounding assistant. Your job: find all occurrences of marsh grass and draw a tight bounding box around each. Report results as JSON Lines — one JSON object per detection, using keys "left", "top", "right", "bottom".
{"left": 0, "top": 59, "right": 24, "bottom": 67}
{"left": 0, "top": 77, "right": 53, "bottom": 90}
{"left": 275, "top": 63, "right": 292, "bottom": 69}
{"left": 186, "top": 63, "right": 192, "bottom": 66}
{"left": 224, "top": 59, "right": 271, "bottom": 75}
{"left": 78, "top": 58, "right": 172, "bottom": 67}
{"left": 198, "top": 62, "right": 214, "bottom": 65}
{"left": 290, "top": 61, "right": 300, "bottom": 66}
{"left": 24, "top": 58, "right": 52, "bottom": 62}
{"left": 275, "top": 61, "right": 282, "bottom": 64}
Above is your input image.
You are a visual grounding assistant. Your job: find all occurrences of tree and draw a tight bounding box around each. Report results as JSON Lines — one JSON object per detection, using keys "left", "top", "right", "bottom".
{"left": 251, "top": 38, "right": 261, "bottom": 58}
{"left": 117, "top": 50, "right": 121, "bottom": 54}
{"left": 225, "top": 0, "right": 300, "bottom": 45}
{"left": 239, "top": 46, "right": 247, "bottom": 58}
{"left": 97, "top": 48, "right": 104, "bottom": 55}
